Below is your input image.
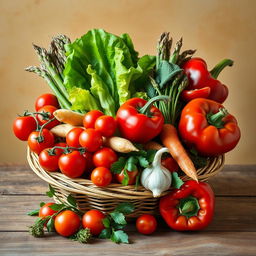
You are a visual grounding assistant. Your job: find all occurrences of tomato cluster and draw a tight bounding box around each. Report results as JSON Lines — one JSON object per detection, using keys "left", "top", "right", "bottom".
{"left": 38, "top": 202, "right": 157, "bottom": 237}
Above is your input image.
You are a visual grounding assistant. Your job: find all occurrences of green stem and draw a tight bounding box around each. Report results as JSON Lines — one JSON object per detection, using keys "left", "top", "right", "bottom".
{"left": 178, "top": 196, "right": 200, "bottom": 218}
{"left": 139, "top": 95, "right": 170, "bottom": 116}
{"left": 207, "top": 108, "right": 228, "bottom": 129}
{"left": 36, "top": 117, "right": 57, "bottom": 143}
{"left": 210, "top": 59, "right": 234, "bottom": 79}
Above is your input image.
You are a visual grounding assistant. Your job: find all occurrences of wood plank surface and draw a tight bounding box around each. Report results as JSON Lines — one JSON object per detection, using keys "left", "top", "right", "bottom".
{"left": 1, "top": 165, "right": 256, "bottom": 256}
{"left": 1, "top": 165, "right": 256, "bottom": 196}
{"left": 0, "top": 232, "right": 255, "bottom": 256}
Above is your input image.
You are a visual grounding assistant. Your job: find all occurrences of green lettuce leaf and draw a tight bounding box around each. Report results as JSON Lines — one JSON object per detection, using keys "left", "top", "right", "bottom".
{"left": 68, "top": 87, "right": 101, "bottom": 112}
{"left": 63, "top": 29, "right": 156, "bottom": 114}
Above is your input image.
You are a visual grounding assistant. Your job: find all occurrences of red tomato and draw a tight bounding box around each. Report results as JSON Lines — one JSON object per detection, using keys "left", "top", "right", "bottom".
{"left": 161, "top": 156, "right": 179, "bottom": 173}
{"left": 35, "top": 93, "right": 60, "bottom": 111}
{"left": 28, "top": 129, "right": 55, "bottom": 154}
{"left": 37, "top": 105, "right": 60, "bottom": 129}
{"left": 66, "top": 127, "right": 84, "bottom": 148}
{"left": 39, "top": 202, "right": 57, "bottom": 219}
{"left": 93, "top": 147, "right": 117, "bottom": 169}
{"left": 82, "top": 210, "right": 105, "bottom": 235}
{"left": 136, "top": 214, "right": 157, "bottom": 235}
{"left": 83, "top": 152, "right": 95, "bottom": 172}
{"left": 54, "top": 210, "right": 81, "bottom": 237}
{"left": 58, "top": 151, "right": 86, "bottom": 178}
{"left": 79, "top": 129, "right": 103, "bottom": 152}
{"left": 13, "top": 116, "right": 37, "bottom": 141}
{"left": 91, "top": 167, "right": 112, "bottom": 187}
{"left": 115, "top": 169, "right": 139, "bottom": 185}
{"left": 95, "top": 115, "right": 117, "bottom": 137}
{"left": 39, "top": 148, "right": 62, "bottom": 172}
{"left": 83, "top": 110, "right": 103, "bottom": 129}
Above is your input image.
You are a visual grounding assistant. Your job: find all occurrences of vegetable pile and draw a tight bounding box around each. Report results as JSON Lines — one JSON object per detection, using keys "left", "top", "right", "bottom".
{"left": 13, "top": 29, "right": 241, "bottom": 243}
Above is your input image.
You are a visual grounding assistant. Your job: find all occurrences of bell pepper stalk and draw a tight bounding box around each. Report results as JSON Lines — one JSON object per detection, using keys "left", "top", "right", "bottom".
{"left": 182, "top": 58, "right": 233, "bottom": 103}
{"left": 178, "top": 98, "right": 241, "bottom": 156}
{"left": 159, "top": 177, "right": 215, "bottom": 231}
{"left": 116, "top": 96, "right": 169, "bottom": 143}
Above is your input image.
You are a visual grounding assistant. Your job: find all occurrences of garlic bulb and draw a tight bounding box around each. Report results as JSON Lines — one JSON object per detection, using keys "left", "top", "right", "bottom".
{"left": 141, "top": 147, "right": 172, "bottom": 197}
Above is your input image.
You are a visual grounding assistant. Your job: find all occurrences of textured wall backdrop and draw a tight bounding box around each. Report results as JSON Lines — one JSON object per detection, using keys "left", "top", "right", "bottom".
{"left": 1, "top": 0, "right": 255, "bottom": 164}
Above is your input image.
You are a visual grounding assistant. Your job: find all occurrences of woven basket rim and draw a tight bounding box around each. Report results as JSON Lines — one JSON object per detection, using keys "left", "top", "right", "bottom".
{"left": 27, "top": 147, "right": 225, "bottom": 200}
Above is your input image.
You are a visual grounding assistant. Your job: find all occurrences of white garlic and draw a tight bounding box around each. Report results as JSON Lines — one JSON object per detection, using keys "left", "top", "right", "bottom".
{"left": 141, "top": 147, "right": 172, "bottom": 197}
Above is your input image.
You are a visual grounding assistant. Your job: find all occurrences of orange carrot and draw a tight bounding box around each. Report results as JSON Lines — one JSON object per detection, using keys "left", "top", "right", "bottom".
{"left": 160, "top": 124, "right": 198, "bottom": 181}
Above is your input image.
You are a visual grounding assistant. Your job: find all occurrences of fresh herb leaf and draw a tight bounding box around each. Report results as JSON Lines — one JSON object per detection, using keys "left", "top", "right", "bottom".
{"left": 172, "top": 172, "right": 184, "bottom": 189}
{"left": 110, "top": 211, "right": 127, "bottom": 225}
{"left": 137, "top": 156, "right": 149, "bottom": 168}
{"left": 121, "top": 169, "right": 129, "bottom": 186}
{"left": 146, "top": 149, "right": 157, "bottom": 163}
{"left": 99, "top": 228, "right": 112, "bottom": 239}
{"left": 67, "top": 194, "right": 77, "bottom": 207}
{"left": 111, "top": 230, "right": 129, "bottom": 244}
{"left": 111, "top": 157, "right": 126, "bottom": 174}
{"left": 115, "top": 202, "right": 135, "bottom": 215}
{"left": 46, "top": 184, "right": 55, "bottom": 198}
{"left": 126, "top": 156, "right": 138, "bottom": 171}
{"left": 156, "top": 60, "right": 182, "bottom": 88}
{"left": 46, "top": 217, "right": 55, "bottom": 232}
{"left": 102, "top": 217, "right": 111, "bottom": 228}
{"left": 27, "top": 209, "right": 40, "bottom": 216}
{"left": 39, "top": 202, "right": 45, "bottom": 207}
{"left": 49, "top": 203, "right": 65, "bottom": 211}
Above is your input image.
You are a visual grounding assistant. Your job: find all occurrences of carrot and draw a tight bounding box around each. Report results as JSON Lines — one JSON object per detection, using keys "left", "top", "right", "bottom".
{"left": 160, "top": 124, "right": 198, "bottom": 181}
{"left": 143, "top": 141, "right": 164, "bottom": 151}
{"left": 53, "top": 109, "right": 84, "bottom": 126}
{"left": 103, "top": 136, "right": 139, "bottom": 153}
{"left": 50, "top": 124, "right": 81, "bottom": 137}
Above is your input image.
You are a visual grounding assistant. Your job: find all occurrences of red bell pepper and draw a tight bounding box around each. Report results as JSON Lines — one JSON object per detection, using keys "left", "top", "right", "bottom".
{"left": 178, "top": 98, "right": 241, "bottom": 156}
{"left": 181, "top": 87, "right": 211, "bottom": 102}
{"left": 182, "top": 58, "right": 233, "bottom": 103}
{"left": 159, "top": 180, "right": 215, "bottom": 231}
{"left": 116, "top": 96, "right": 168, "bottom": 143}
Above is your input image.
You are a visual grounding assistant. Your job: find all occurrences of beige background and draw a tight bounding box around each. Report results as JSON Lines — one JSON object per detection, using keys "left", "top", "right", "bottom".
{"left": 1, "top": 0, "right": 255, "bottom": 164}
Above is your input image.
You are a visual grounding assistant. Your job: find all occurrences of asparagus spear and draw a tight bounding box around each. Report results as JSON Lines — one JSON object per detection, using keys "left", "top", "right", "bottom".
{"left": 25, "top": 66, "right": 71, "bottom": 109}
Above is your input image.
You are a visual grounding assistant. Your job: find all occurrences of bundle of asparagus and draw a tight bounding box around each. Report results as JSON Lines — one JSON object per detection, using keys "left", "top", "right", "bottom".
{"left": 25, "top": 35, "right": 72, "bottom": 109}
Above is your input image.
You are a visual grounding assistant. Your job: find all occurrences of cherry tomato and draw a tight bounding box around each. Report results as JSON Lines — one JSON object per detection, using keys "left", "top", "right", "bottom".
{"left": 37, "top": 105, "right": 60, "bottom": 129}
{"left": 58, "top": 151, "right": 86, "bottom": 178}
{"left": 79, "top": 129, "right": 103, "bottom": 152}
{"left": 54, "top": 210, "right": 80, "bottom": 237}
{"left": 83, "top": 152, "right": 95, "bottom": 172}
{"left": 161, "top": 156, "right": 179, "bottom": 173}
{"left": 83, "top": 110, "right": 103, "bottom": 129}
{"left": 136, "top": 214, "right": 157, "bottom": 235}
{"left": 93, "top": 147, "right": 117, "bottom": 169}
{"left": 39, "top": 148, "right": 62, "bottom": 172}
{"left": 91, "top": 167, "right": 112, "bottom": 187}
{"left": 95, "top": 115, "right": 117, "bottom": 137}
{"left": 115, "top": 168, "right": 139, "bottom": 185}
{"left": 66, "top": 127, "right": 84, "bottom": 148}
{"left": 13, "top": 116, "right": 37, "bottom": 141}
{"left": 28, "top": 129, "right": 55, "bottom": 154}
{"left": 82, "top": 209, "right": 105, "bottom": 235}
{"left": 35, "top": 93, "right": 60, "bottom": 111}
{"left": 39, "top": 202, "right": 57, "bottom": 220}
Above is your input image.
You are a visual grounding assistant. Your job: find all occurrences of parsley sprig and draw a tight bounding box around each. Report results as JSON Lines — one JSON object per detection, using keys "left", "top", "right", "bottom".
{"left": 99, "top": 202, "right": 135, "bottom": 244}
{"left": 111, "top": 149, "right": 156, "bottom": 186}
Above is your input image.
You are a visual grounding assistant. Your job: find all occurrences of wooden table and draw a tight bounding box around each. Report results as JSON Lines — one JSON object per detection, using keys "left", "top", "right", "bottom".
{"left": 0, "top": 165, "right": 256, "bottom": 256}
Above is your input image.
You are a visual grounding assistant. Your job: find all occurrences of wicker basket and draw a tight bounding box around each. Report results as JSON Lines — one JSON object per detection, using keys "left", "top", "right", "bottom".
{"left": 27, "top": 147, "right": 224, "bottom": 217}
